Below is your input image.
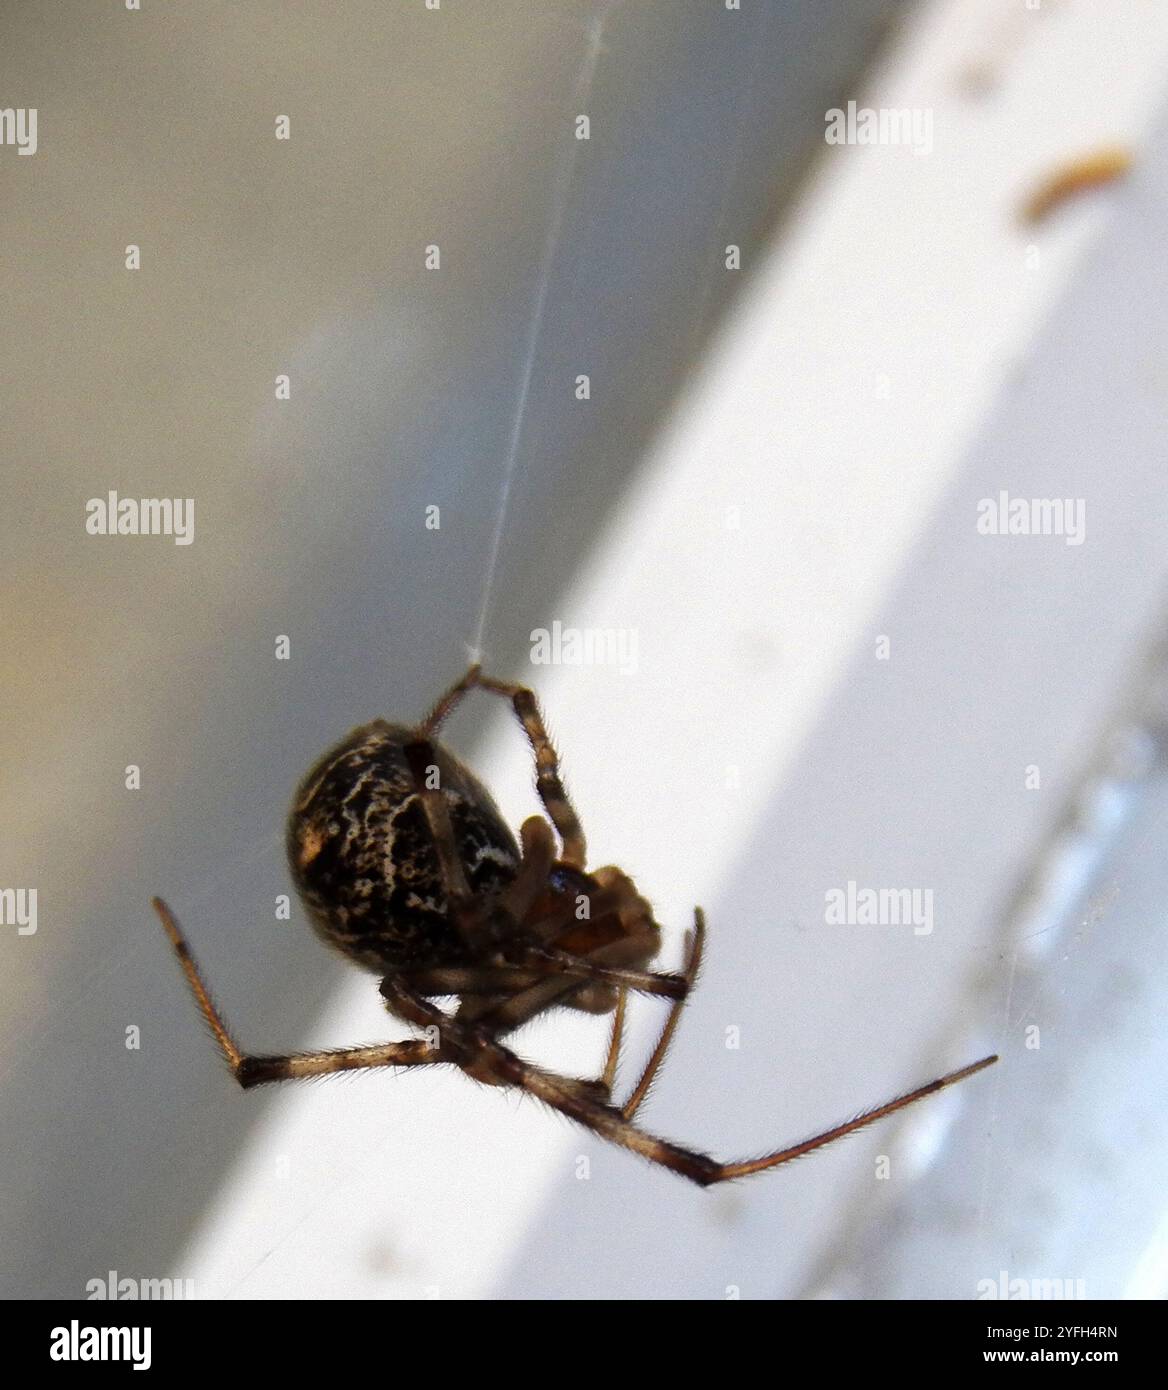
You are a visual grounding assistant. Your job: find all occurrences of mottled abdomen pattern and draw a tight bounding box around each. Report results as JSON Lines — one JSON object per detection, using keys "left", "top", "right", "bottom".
{"left": 287, "top": 721, "right": 520, "bottom": 971}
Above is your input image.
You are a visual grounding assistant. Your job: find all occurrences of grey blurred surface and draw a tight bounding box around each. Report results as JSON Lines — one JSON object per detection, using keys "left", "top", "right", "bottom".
{"left": 811, "top": 632, "right": 1168, "bottom": 1300}
{"left": 0, "top": 1, "right": 901, "bottom": 1298}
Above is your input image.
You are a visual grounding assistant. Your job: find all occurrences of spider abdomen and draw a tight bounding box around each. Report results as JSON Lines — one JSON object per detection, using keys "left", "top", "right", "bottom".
{"left": 287, "top": 721, "right": 520, "bottom": 971}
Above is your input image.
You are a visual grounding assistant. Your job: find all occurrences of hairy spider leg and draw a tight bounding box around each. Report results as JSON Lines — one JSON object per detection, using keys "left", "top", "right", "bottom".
{"left": 419, "top": 663, "right": 586, "bottom": 869}
{"left": 153, "top": 897, "right": 437, "bottom": 1087}
{"left": 379, "top": 972, "right": 999, "bottom": 1186}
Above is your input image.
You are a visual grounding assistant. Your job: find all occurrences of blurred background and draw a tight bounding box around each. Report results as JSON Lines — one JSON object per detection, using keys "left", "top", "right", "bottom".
{"left": 2, "top": 0, "right": 1167, "bottom": 1299}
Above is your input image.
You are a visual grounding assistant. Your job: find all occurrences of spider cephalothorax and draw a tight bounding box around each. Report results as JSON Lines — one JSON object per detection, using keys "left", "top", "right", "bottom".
{"left": 156, "top": 664, "right": 996, "bottom": 1185}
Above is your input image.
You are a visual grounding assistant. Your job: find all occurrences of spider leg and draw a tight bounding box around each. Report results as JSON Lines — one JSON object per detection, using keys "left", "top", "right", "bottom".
{"left": 418, "top": 664, "right": 587, "bottom": 868}
{"left": 401, "top": 734, "right": 508, "bottom": 959}
{"left": 418, "top": 663, "right": 484, "bottom": 735}
{"left": 496, "top": 815, "right": 559, "bottom": 925}
{"left": 395, "top": 938, "right": 685, "bottom": 1029}
{"left": 598, "top": 987, "right": 627, "bottom": 1098}
{"left": 382, "top": 975, "right": 625, "bottom": 1099}
{"left": 399, "top": 965, "right": 549, "bottom": 997}
{"left": 509, "top": 943, "right": 687, "bottom": 1000}
{"left": 520, "top": 1042, "right": 999, "bottom": 1185}
{"left": 380, "top": 976, "right": 726, "bottom": 1178}
{"left": 474, "top": 671, "right": 586, "bottom": 869}
{"left": 234, "top": 1042, "right": 438, "bottom": 1088}
{"left": 450, "top": 895, "right": 686, "bottom": 1029}
{"left": 698, "top": 1053, "right": 999, "bottom": 1182}
{"left": 402, "top": 737, "right": 474, "bottom": 906}
{"left": 400, "top": 956, "right": 685, "bottom": 1006}
{"left": 154, "top": 898, "right": 435, "bottom": 1087}
{"left": 533, "top": 907, "right": 699, "bottom": 1111}
{"left": 538, "top": 1048, "right": 1000, "bottom": 1186}
{"left": 479, "top": 907, "right": 698, "bottom": 1108}
{"left": 383, "top": 974, "right": 998, "bottom": 1184}
{"left": 620, "top": 908, "right": 705, "bottom": 1118}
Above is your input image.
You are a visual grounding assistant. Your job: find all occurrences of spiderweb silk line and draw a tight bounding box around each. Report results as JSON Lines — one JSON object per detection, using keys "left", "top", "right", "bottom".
{"left": 469, "top": 1, "right": 623, "bottom": 665}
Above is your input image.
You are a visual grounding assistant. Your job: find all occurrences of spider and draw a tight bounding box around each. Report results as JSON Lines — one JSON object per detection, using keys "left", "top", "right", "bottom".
{"left": 154, "top": 663, "right": 997, "bottom": 1186}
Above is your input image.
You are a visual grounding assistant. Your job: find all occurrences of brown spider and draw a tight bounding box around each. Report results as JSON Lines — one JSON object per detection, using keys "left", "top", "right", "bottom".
{"left": 154, "top": 663, "right": 996, "bottom": 1186}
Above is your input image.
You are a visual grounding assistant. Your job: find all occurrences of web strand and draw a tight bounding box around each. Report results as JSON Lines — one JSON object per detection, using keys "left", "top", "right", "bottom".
{"left": 469, "top": 2, "right": 621, "bottom": 664}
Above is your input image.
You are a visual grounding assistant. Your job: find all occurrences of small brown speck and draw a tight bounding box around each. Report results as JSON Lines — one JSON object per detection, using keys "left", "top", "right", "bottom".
{"left": 1021, "top": 146, "right": 1134, "bottom": 225}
